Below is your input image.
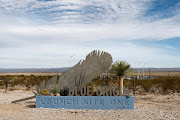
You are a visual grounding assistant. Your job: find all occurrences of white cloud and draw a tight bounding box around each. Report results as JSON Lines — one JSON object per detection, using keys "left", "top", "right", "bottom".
{"left": 0, "top": 0, "right": 179, "bottom": 45}
{"left": 0, "top": 0, "right": 179, "bottom": 68}
{"left": 0, "top": 20, "right": 180, "bottom": 47}
{"left": 0, "top": 0, "right": 152, "bottom": 23}
{"left": 0, "top": 42, "right": 179, "bottom": 68}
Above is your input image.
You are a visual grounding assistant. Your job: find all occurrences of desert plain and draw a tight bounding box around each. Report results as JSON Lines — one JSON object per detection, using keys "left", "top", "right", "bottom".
{"left": 0, "top": 89, "right": 180, "bottom": 119}
{"left": 0, "top": 72, "right": 180, "bottom": 120}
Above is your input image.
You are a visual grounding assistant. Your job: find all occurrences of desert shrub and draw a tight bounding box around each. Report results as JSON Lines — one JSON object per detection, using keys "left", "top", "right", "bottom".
{"left": 0, "top": 75, "right": 55, "bottom": 90}
{"left": 9, "top": 80, "right": 16, "bottom": 87}
{"left": 91, "top": 76, "right": 119, "bottom": 87}
{"left": 124, "top": 77, "right": 180, "bottom": 94}
{"left": 0, "top": 75, "right": 10, "bottom": 89}
{"left": 91, "top": 77, "right": 104, "bottom": 86}
{"left": 135, "top": 79, "right": 154, "bottom": 92}
{"left": 23, "top": 77, "right": 32, "bottom": 90}
{"left": 0, "top": 80, "right": 4, "bottom": 86}
{"left": 9, "top": 87, "right": 15, "bottom": 91}
{"left": 40, "top": 89, "right": 49, "bottom": 96}
{"left": 91, "top": 76, "right": 180, "bottom": 94}
{"left": 135, "top": 86, "right": 146, "bottom": 94}
{"left": 149, "top": 85, "right": 163, "bottom": 94}
{"left": 1, "top": 74, "right": 179, "bottom": 95}
{"left": 153, "top": 77, "right": 180, "bottom": 94}
{"left": 124, "top": 80, "right": 133, "bottom": 89}
{"left": 10, "top": 76, "right": 26, "bottom": 86}
{"left": 49, "top": 85, "right": 59, "bottom": 95}
{"left": 33, "top": 76, "right": 43, "bottom": 87}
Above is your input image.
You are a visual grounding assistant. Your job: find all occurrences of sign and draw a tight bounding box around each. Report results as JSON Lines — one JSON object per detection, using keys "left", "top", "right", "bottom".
{"left": 68, "top": 86, "right": 130, "bottom": 96}
{"left": 36, "top": 96, "right": 134, "bottom": 110}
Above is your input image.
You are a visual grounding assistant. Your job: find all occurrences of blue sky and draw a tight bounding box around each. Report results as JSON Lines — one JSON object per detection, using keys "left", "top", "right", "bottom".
{"left": 0, "top": 0, "right": 180, "bottom": 68}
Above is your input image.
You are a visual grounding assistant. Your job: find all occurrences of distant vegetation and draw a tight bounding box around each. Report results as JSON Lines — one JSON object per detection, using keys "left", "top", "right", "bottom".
{"left": 0, "top": 67, "right": 69, "bottom": 73}
{"left": 0, "top": 74, "right": 180, "bottom": 95}
{"left": 0, "top": 75, "right": 53, "bottom": 90}
{"left": 90, "top": 76, "right": 180, "bottom": 95}
{"left": 131, "top": 77, "right": 180, "bottom": 94}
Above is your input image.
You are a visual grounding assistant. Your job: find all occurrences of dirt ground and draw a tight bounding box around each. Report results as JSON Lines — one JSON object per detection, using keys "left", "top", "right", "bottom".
{"left": 0, "top": 89, "right": 180, "bottom": 120}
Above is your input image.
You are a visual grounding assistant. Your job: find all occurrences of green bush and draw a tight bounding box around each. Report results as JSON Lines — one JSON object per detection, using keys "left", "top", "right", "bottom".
{"left": 49, "top": 85, "right": 59, "bottom": 95}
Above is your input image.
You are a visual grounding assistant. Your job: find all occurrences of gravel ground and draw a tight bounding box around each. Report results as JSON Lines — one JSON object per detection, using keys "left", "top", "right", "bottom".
{"left": 0, "top": 90, "right": 180, "bottom": 120}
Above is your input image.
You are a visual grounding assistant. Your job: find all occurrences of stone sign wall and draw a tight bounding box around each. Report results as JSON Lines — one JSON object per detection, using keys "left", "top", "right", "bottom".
{"left": 36, "top": 96, "right": 134, "bottom": 110}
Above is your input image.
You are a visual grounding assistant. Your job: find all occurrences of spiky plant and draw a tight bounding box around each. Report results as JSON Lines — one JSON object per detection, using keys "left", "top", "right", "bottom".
{"left": 111, "top": 61, "right": 132, "bottom": 95}
{"left": 60, "top": 86, "right": 69, "bottom": 96}
{"left": 49, "top": 85, "right": 59, "bottom": 96}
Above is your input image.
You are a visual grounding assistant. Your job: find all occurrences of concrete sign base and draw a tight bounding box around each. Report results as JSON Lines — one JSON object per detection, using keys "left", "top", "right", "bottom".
{"left": 36, "top": 96, "right": 134, "bottom": 110}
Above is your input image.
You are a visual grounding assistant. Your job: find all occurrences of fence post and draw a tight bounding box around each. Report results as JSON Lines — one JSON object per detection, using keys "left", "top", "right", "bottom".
{"left": 133, "top": 76, "right": 135, "bottom": 96}
{"left": 149, "top": 69, "right": 151, "bottom": 80}
{"left": 5, "top": 76, "right": 9, "bottom": 93}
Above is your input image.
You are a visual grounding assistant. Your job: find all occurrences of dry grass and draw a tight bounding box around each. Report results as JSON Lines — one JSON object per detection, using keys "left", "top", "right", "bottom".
{"left": 0, "top": 71, "right": 179, "bottom": 77}
{"left": 0, "top": 72, "right": 180, "bottom": 95}
{"left": 132, "top": 71, "right": 180, "bottom": 77}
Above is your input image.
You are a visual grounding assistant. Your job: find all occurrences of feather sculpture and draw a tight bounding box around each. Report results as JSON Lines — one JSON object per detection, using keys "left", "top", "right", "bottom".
{"left": 57, "top": 50, "right": 113, "bottom": 90}
{"left": 37, "top": 50, "right": 112, "bottom": 93}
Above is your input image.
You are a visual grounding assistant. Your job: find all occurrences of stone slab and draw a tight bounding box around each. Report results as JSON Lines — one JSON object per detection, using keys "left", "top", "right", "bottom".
{"left": 36, "top": 96, "right": 134, "bottom": 110}
{"left": 58, "top": 50, "right": 113, "bottom": 90}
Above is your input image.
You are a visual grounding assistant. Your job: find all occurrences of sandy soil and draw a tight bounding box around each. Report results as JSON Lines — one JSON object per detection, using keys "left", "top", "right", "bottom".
{"left": 0, "top": 90, "right": 180, "bottom": 120}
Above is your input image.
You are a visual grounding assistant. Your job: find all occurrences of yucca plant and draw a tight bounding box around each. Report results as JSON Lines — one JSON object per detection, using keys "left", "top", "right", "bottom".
{"left": 110, "top": 61, "right": 132, "bottom": 95}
